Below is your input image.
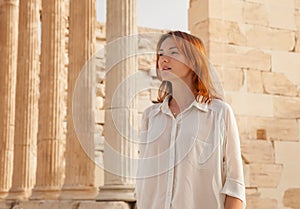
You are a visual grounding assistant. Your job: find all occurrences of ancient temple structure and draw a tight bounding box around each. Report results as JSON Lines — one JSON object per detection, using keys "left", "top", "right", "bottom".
{"left": 0, "top": 0, "right": 300, "bottom": 208}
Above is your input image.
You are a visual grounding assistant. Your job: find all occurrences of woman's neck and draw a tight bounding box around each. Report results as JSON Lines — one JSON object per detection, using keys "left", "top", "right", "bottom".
{"left": 169, "top": 79, "right": 196, "bottom": 113}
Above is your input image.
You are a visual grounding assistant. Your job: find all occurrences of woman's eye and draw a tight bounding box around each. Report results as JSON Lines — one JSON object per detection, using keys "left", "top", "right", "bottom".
{"left": 171, "top": 51, "right": 178, "bottom": 55}
{"left": 158, "top": 53, "right": 163, "bottom": 56}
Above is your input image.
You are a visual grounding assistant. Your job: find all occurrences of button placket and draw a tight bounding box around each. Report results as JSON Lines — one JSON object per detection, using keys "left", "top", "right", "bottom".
{"left": 164, "top": 118, "right": 177, "bottom": 209}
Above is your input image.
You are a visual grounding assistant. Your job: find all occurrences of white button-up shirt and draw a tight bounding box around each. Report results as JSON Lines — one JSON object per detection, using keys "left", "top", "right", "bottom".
{"left": 135, "top": 97, "right": 246, "bottom": 209}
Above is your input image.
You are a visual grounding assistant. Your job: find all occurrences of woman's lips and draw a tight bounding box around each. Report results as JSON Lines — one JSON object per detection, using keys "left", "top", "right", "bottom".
{"left": 162, "top": 66, "right": 172, "bottom": 70}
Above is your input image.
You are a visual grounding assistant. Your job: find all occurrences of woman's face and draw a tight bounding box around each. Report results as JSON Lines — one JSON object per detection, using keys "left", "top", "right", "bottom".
{"left": 157, "top": 37, "right": 193, "bottom": 82}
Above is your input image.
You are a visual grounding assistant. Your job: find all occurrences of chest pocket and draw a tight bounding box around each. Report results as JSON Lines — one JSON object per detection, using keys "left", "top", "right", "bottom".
{"left": 187, "top": 112, "right": 225, "bottom": 169}
{"left": 187, "top": 136, "right": 220, "bottom": 169}
{"left": 195, "top": 138, "right": 215, "bottom": 164}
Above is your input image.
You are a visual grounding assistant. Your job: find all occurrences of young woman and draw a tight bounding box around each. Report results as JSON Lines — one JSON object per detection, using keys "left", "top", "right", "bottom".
{"left": 135, "top": 31, "right": 246, "bottom": 209}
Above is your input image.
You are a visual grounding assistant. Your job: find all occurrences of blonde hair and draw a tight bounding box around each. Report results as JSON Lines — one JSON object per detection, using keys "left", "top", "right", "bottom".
{"left": 155, "top": 31, "right": 223, "bottom": 103}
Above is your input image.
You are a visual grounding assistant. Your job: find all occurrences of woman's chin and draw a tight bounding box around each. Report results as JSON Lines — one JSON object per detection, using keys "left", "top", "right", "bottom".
{"left": 160, "top": 72, "right": 180, "bottom": 81}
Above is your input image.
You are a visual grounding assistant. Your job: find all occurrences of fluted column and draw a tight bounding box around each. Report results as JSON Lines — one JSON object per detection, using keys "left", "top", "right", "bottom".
{"left": 61, "top": 0, "right": 97, "bottom": 199}
{"left": 7, "top": 0, "right": 40, "bottom": 200}
{"left": 97, "top": 0, "right": 138, "bottom": 201}
{"left": 0, "top": 0, "right": 19, "bottom": 199}
{"left": 31, "top": 0, "right": 66, "bottom": 199}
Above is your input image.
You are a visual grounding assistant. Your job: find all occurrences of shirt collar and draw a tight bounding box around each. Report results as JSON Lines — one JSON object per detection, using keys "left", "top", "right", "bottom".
{"left": 159, "top": 95, "right": 209, "bottom": 114}
{"left": 191, "top": 100, "right": 209, "bottom": 112}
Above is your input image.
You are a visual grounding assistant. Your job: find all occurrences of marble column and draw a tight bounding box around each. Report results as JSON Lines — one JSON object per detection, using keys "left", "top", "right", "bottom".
{"left": 97, "top": 0, "right": 138, "bottom": 201}
{"left": 7, "top": 0, "right": 40, "bottom": 200}
{"left": 31, "top": 0, "right": 66, "bottom": 199}
{"left": 61, "top": 0, "right": 97, "bottom": 199}
{"left": 0, "top": 0, "right": 19, "bottom": 199}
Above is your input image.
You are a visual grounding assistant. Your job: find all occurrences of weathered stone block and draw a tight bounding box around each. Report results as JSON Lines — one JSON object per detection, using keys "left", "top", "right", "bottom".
{"left": 275, "top": 141, "right": 300, "bottom": 166}
{"left": 243, "top": 164, "right": 250, "bottom": 187}
{"left": 188, "top": 0, "right": 208, "bottom": 26}
{"left": 296, "top": 11, "right": 300, "bottom": 29}
{"left": 213, "top": 0, "right": 243, "bottom": 23}
{"left": 95, "top": 110, "right": 105, "bottom": 124}
{"left": 274, "top": 96, "right": 300, "bottom": 118}
{"left": 95, "top": 124, "right": 104, "bottom": 136}
{"left": 298, "top": 119, "right": 300, "bottom": 142}
{"left": 138, "top": 55, "right": 155, "bottom": 71}
{"left": 242, "top": 1, "right": 268, "bottom": 26}
{"left": 262, "top": 72, "right": 298, "bottom": 96}
{"left": 209, "top": 19, "right": 246, "bottom": 45}
{"left": 0, "top": 201, "right": 10, "bottom": 209}
{"left": 221, "top": 68, "right": 245, "bottom": 91}
{"left": 241, "top": 140, "right": 275, "bottom": 164}
{"left": 225, "top": 92, "right": 273, "bottom": 117}
{"left": 266, "top": 0, "right": 296, "bottom": 30}
{"left": 272, "top": 51, "right": 300, "bottom": 74}
{"left": 247, "top": 70, "right": 264, "bottom": 93}
{"left": 96, "top": 22, "right": 106, "bottom": 40}
{"left": 96, "top": 83, "right": 105, "bottom": 97}
{"left": 245, "top": 0, "right": 265, "bottom": 3}
{"left": 138, "top": 32, "right": 160, "bottom": 52}
{"left": 236, "top": 116, "right": 298, "bottom": 141}
{"left": 247, "top": 25, "right": 295, "bottom": 51}
{"left": 256, "top": 129, "right": 267, "bottom": 140}
{"left": 78, "top": 201, "right": 131, "bottom": 209}
{"left": 296, "top": 30, "right": 300, "bottom": 53}
{"left": 96, "top": 68, "right": 105, "bottom": 82}
{"left": 138, "top": 89, "right": 150, "bottom": 98}
{"left": 247, "top": 163, "right": 283, "bottom": 187}
{"left": 272, "top": 51, "right": 300, "bottom": 87}
{"left": 190, "top": 20, "right": 209, "bottom": 49}
{"left": 210, "top": 43, "right": 271, "bottom": 71}
{"left": 244, "top": 49, "right": 271, "bottom": 71}
{"left": 246, "top": 192, "right": 277, "bottom": 209}
{"left": 296, "top": 0, "right": 300, "bottom": 10}
{"left": 95, "top": 134, "right": 104, "bottom": 151}
{"left": 245, "top": 188, "right": 258, "bottom": 195}
{"left": 283, "top": 188, "right": 300, "bottom": 209}
{"left": 96, "top": 97, "right": 104, "bottom": 110}
{"left": 18, "top": 200, "right": 76, "bottom": 209}
{"left": 7, "top": 201, "right": 132, "bottom": 209}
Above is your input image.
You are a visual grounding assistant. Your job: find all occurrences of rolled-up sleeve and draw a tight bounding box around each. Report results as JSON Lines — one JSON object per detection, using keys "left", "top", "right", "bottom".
{"left": 221, "top": 105, "right": 246, "bottom": 208}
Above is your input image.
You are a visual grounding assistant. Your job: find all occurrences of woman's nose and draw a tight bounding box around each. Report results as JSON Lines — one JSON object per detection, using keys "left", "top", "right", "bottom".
{"left": 160, "top": 55, "right": 169, "bottom": 63}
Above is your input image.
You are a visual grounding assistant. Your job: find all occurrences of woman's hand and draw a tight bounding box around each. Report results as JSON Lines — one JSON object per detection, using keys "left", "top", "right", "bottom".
{"left": 224, "top": 195, "right": 243, "bottom": 209}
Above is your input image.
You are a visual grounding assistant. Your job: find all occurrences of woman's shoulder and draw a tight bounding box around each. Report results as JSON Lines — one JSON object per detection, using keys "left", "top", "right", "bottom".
{"left": 208, "top": 98, "right": 233, "bottom": 114}
{"left": 142, "top": 102, "right": 161, "bottom": 118}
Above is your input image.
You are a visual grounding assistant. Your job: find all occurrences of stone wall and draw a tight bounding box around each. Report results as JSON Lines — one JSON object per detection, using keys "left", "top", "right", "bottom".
{"left": 189, "top": 0, "right": 300, "bottom": 208}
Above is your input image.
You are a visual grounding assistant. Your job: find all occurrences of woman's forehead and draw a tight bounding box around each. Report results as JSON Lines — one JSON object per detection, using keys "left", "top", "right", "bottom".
{"left": 159, "top": 37, "right": 178, "bottom": 51}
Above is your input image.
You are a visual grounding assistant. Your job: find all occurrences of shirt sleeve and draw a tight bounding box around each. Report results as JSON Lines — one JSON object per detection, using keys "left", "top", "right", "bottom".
{"left": 138, "top": 108, "right": 150, "bottom": 158}
{"left": 221, "top": 104, "right": 246, "bottom": 208}
{"left": 135, "top": 107, "right": 150, "bottom": 206}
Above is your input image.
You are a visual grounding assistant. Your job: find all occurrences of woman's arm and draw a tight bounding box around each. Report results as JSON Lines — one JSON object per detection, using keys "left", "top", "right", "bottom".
{"left": 221, "top": 104, "right": 246, "bottom": 207}
{"left": 225, "top": 195, "right": 243, "bottom": 209}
